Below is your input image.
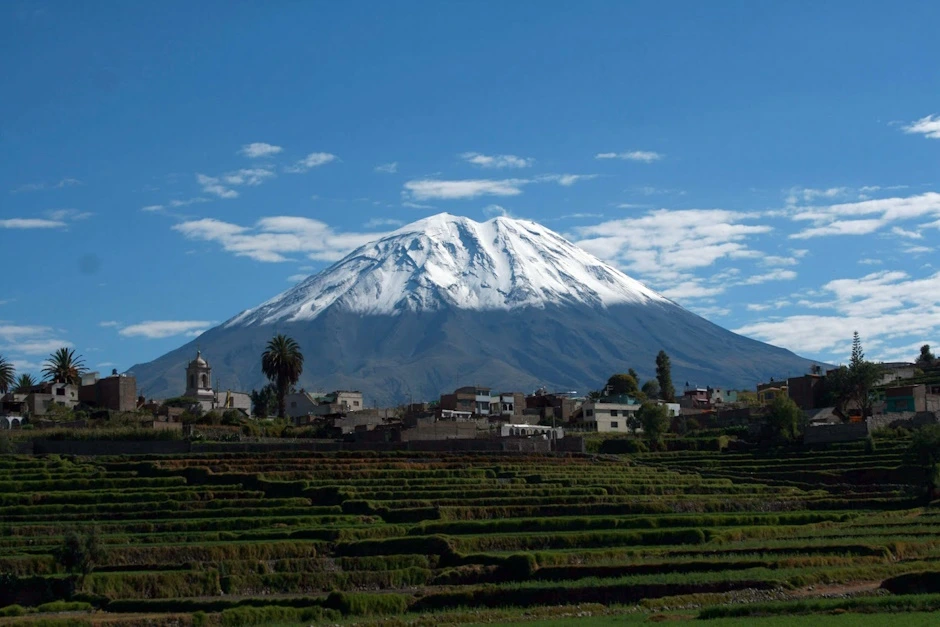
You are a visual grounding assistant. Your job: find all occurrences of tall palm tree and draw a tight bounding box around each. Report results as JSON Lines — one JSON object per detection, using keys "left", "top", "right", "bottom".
{"left": 0, "top": 354, "right": 14, "bottom": 394}
{"left": 14, "top": 374, "right": 37, "bottom": 393}
{"left": 42, "top": 348, "right": 86, "bottom": 385}
{"left": 261, "top": 334, "right": 304, "bottom": 418}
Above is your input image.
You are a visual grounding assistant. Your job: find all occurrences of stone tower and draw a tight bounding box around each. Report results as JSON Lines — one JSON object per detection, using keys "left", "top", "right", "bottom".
{"left": 184, "top": 350, "right": 214, "bottom": 409}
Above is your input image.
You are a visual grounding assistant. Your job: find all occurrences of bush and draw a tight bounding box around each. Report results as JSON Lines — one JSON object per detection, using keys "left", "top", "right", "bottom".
{"left": 0, "top": 605, "right": 26, "bottom": 617}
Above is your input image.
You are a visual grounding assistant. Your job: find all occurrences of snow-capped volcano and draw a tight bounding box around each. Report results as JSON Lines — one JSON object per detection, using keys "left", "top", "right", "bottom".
{"left": 131, "top": 213, "right": 820, "bottom": 404}
{"left": 227, "top": 214, "right": 666, "bottom": 327}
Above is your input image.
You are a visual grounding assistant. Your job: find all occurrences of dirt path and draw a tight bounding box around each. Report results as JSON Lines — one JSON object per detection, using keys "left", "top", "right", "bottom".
{"left": 786, "top": 580, "right": 883, "bottom": 599}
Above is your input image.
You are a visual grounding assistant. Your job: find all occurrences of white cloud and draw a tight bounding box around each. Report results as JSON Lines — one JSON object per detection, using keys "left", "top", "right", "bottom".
{"left": 0, "top": 218, "right": 66, "bottom": 229}
{"left": 239, "top": 142, "right": 283, "bottom": 158}
{"left": 483, "top": 204, "right": 509, "bottom": 218}
{"left": 904, "top": 244, "right": 933, "bottom": 255}
{"left": 172, "top": 216, "right": 384, "bottom": 263}
{"left": 141, "top": 205, "right": 164, "bottom": 212}
{"left": 545, "top": 174, "right": 598, "bottom": 187}
{"left": 119, "top": 320, "right": 214, "bottom": 339}
{"left": 402, "top": 201, "right": 436, "bottom": 209}
{"left": 15, "top": 339, "right": 73, "bottom": 355}
{"left": 365, "top": 217, "right": 404, "bottom": 228}
{"left": 762, "top": 255, "right": 800, "bottom": 266}
{"left": 786, "top": 187, "right": 848, "bottom": 205}
{"left": 735, "top": 269, "right": 940, "bottom": 357}
{"left": 12, "top": 178, "right": 82, "bottom": 193}
{"left": 789, "top": 192, "right": 940, "bottom": 239}
{"left": 46, "top": 209, "right": 93, "bottom": 221}
{"left": 892, "top": 226, "right": 923, "bottom": 239}
{"left": 739, "top": 269, "right": 797, "bottom": 285}
{"left": 197, "top": 174, "right": 238, "bottom": 199}
{"left": 287, "top": 274, "right": 308, "bottom": 282}
{"left": 403, "top": 178, "right": 528, "bottom": 200}
{"left": 903, "top": 114, "right": 940, "bottom": 139}
{"left": 168, "top": 197, "right": 209, "bottom": 208}
{"left": 374, "top": 162, "right": 398, "bottom": 174}
{"left": 460, "top": 152, "right": 534, "bottom": 168}
{"left": 222, "top": 168, "right": 275, "bottom": 186}
{"left": 285, "top": 152, "right": 337, "bottom": 173}
{"left": 0, "top": 325, "right": 52, "bottom": 341}
{"left": 98, "top": 321, "right": 120, "bottom": 328}
{"left": 689, "top": 305, "right": 731, "bottom": 318}
{"left": 595, "top": 151, "right": 663, "bottom": 162}
{"left": 575, "top": 209, "right": 771, "bottom": 287}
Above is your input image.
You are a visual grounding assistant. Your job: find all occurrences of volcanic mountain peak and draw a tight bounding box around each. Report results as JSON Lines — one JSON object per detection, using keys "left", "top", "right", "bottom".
{"left": 227, "top": 213, "right": 667, "bottom": 327}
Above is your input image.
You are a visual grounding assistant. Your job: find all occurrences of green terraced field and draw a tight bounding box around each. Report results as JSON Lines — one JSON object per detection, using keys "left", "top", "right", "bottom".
{"left": 2, "top": 440, "right": 940, "bottom": 626}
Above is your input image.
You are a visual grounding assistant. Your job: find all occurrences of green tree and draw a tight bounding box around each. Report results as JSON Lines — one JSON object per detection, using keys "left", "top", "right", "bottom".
{"left": 765, "top": 395, "right": 803, "bottom": 443}
{"left": 13, "top": 373, "right": 36, "bottom": 393}
{"left": 42, "top": 348, "right": 86, "bottom": 385}
{"left": 628, "top": 368, "right": 639, "bottom": 383}
{"left": 637, "top": 401, "right": 670, "bottom": 446}
{"left": 261, "top": 334, "right": 304, "bottom": 419}
{"left": 641, "top": 379, "right": 660, "bottom": 400}
{"left": 606, "top": 373, "right": 640, "bottom": 398}
{"left": 56, "top": 527, "right": 103, "bottom": 579}
{"left": 655, "top": 350, "right": 675, "bottom": 402}
{"left": 250, "top": 384, "right": 277, "bottom": 418}
{"left": 0, "top": 354, "right": 14, "bottom": 394}
{"left": 847, "top": 332, "right": 880, "bottom": 418}
{"left": 907, "top": 425, "right": 940, "bottom": 495}
{"left": 916, "top": 344, "right": 936, "bottom": 368}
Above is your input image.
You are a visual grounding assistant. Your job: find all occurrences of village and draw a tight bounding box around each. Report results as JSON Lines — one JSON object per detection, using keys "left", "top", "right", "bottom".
{"left": 2, "top": 344, "right": 939, "bottom": 450}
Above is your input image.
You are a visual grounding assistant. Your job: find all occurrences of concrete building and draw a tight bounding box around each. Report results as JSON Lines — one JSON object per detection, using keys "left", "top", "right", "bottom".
{"left": 575, "top": 399, "right": 641, "bottom": 432}
{"left": 440, "top": 386, "right": 524, "bottom": 418}
{"left": 877, "top": 362, "right": 917, "bottom": 386}
{"left": 787, "top": 374, "right": 826, "bottom": 410}
{"left": 214, "top": 390, "right": 252, "bottom": 415}
{"left": 24, "top": 381, "right": 80, "bottom": 416}
{"left": 525, "top": 389, "right": 582, "bottom": 423}
{"left": 757, "top": 380, "right": 787, "bottom": 406}
{"left": 500, "top": 423, "right": 564, "bottom": 439}
{"left": 885, "top": 384, "right": 940, "bottom": 413}
{"left": 285, "top": 389, "right": 364, "bottom": 421}
{"left": 79, "top": 370, "right": 137, "bottom": 412}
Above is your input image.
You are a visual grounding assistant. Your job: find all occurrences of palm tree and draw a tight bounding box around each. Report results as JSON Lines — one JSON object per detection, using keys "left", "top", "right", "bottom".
{"left": 13, "top": 374, "right": 37, "bottom": 393}
{"left": 0, "top": 354, "right": 14, "bottom": 394}
{"left": 261, "top": 334, "right": 304, "bottom": 418}
{"left": 42, "top": 348, "right": 86, "bottom": 385}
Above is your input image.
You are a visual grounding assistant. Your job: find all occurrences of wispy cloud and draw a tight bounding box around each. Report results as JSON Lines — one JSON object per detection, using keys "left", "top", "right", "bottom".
{"left": 239, "top": 142, "right": 283, "bottom": 158}
{"left": 365, "top": 217, "right": 404, "bottom": 228}
{"left": 542, "top": 174, "right": 599, "bottom": 187}
{"left": 892, "top": 226, "right": 923, "bottom": 239}
{"left": 119, "top": 320, "right": 214, "bottom": 339}
{"left": 460, "top": 152, "right": 534, "bottom": 168}
{"left": 575, "top": 209, "right": 770, "bottom": 286}
{"left": 403, "top": 178, "right": 528, "bottom": 201}
{"left": 595, "top": 151, "right": 663, "bottom": 163}
{"left": 98, "top": 321, "right": 120, "bottom": 328}
{"left": 735, "top": 269, "right": 940, "bottom": 358}
{"left": 374, "top": 162, "right": 398, "bottom": 174}
{"left": 46, "top": 209, "right": 93, "bottom": 221}
{"left": 196, "top": 167, "right": 275, "bottom": 199}
{"left": 141, "top": 205, "right": 165, "bottom": 212}
{"left": 0, "top": 218, "right": 67, "bottom": 229}
{"left": 285, "top": 152, "right": 337, "bottom": 173}
{"left": 739, "top": 269, "right": 797, "bottom": 285}
{"left": 483, "top": 204, "right": 510, "bottom": 218}
{"left": 15, "top": 339, "right": 73, "bottom": 355}
{"left": 287, "top": 274, "right": 308, "bottom": 282}
{"left": 11, "top": 177, "right": 82, "bottom": 193}
{"left": 903, "top": 114, "right": 940, "bottom": 139}
{"left": 789, "top": 192, "right": 940, "bottom": 239}
{"left": 197, "top": 174, "right": 238, "bottom": 199}
{"left": 172, "top": 216, "right": 384, "bottom": 263}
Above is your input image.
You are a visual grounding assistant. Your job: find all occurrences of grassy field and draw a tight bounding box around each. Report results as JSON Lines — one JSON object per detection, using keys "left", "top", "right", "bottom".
{"left": 1, "top": 436, "right": 939, "bottom": 626}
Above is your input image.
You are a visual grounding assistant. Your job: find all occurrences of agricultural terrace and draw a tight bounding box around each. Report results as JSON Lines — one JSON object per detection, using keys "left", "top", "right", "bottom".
{"left": 3, "top": 437, "right": 940, "bottom": 626}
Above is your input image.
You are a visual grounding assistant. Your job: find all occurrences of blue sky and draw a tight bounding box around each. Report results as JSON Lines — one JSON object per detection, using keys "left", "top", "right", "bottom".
{"left": 2, "top": 1, "right": 939, "bottom": 379}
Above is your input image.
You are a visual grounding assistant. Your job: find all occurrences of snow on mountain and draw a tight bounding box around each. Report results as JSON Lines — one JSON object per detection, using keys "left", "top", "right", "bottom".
{"left": 227, "top": 213, "right": 667, "bottom": 327}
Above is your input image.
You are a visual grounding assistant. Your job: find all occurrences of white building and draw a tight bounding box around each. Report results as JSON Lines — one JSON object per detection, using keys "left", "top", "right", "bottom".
{"left": 501, "top": 423, "right": 564, "bottom": 439}
{"left": 184, "top": 350, "right": 252, "bottom": 415}
{"left": 576, "top": 400, "right": 640, "bottom": 432}
{"left": 575, "top": 400, "right": 679, "bottom": 433}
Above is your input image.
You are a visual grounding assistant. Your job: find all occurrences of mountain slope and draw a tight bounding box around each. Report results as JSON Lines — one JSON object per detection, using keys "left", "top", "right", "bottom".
{"left": 130, "top": 214, "right": 819, "bottom": 404}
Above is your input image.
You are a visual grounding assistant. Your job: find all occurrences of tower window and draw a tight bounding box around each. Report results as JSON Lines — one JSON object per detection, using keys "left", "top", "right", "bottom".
{"left": 201, "top": 374, "right": 208, "bottom": 388}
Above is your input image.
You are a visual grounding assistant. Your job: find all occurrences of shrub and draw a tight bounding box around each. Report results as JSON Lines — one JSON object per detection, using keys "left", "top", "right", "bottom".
{"left": 0, "top": 605, "right": 26, "bottom": 617}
